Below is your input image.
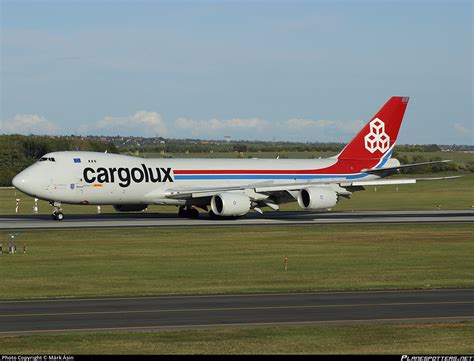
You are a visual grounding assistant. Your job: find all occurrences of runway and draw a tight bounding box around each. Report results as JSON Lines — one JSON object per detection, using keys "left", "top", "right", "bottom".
{"left": 0, "top": 210, "right": 473, "bottom": 229}
{"left": 0, "top": 289, "right": 472, "bottom": 335}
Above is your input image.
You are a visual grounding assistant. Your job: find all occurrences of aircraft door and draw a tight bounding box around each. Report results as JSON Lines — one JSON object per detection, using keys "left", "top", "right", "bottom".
{"left": 74, "top": 176, "right": 85, "bottom": 201}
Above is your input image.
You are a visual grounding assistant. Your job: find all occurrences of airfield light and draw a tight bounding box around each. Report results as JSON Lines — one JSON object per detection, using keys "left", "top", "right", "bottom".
{"left": 8, "top": 233, "right": 18, "bottom": 254}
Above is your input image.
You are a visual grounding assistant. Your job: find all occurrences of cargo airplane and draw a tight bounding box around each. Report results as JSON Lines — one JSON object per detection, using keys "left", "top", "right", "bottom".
{"left": 13, "top": 96, "right": 456, "bottom": 220}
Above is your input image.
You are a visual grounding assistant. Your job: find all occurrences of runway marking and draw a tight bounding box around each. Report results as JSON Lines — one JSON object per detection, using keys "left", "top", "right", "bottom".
{"left": 2, "top": 219, "right": 473, "bottom": 230}
{"left": 1, "top": 288, "right": 472, "bottom": 304}
{"left": 1, "top": 210, "right": 472, "bottom": 230}
{"left": 1, "top": 315, "right": 473, "bottom": 336}
{"left": 2, "top": 301, "right": 473, "bottom": 318}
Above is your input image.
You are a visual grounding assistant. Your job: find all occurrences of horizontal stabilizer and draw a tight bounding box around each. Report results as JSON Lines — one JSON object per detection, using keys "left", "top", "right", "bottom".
{"left": 362, "top": 160, "right": 451, "bottom": 175}
{"left": 342, "top": 175, "right": 462, "bottom": 187}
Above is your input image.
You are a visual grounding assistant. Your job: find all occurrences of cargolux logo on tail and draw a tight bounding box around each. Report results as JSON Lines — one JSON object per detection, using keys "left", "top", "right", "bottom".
{"left": 364, "top": 118, "right": 390, "bottom": 154}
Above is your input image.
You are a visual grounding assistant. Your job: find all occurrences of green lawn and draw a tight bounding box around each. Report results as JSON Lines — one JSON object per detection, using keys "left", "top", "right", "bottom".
{"left": 1, "top": 221, "right": 472, "bottom": 354}
{"left": 136, "top": 150, "right": 474, "bottom": 165}
{"left": 1, "top": 322, "right": 473, "bottom": 354}
{"left": 0, "top": 224, "right": 472, "bottom": 300}
{"left": 138, "top": 150, "right": 338, "bottom": 159}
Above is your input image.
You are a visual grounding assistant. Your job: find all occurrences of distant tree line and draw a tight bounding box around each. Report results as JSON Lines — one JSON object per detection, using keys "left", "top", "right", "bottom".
{"left": 396, "top": 144, "right": 441, "bottom": 152}
{"left": 0, "top": 135, "right": 118, "bottom": 186}
{"left": 117, "top": 143, "right": 448, "bottom": 155}
{"left": 392, "top": 151, "right": 474, "bottom": 174}
{"left": 118, "top": 143, "right": 346, "bottom": 154}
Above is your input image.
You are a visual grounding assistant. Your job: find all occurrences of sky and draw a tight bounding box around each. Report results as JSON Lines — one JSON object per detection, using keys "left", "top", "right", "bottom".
{"left": 0, "top": 0, "right": 472, "bottom": 144}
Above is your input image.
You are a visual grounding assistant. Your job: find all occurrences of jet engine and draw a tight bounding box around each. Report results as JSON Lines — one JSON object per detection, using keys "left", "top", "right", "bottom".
{"left": 113, "top": 204, "right": 148, "bottom": 212}
{"left": 210, "top": 193, "right": 251, "bottom": 216}
{"left": 297, "top": 187, "right": 338, "bottom": 210}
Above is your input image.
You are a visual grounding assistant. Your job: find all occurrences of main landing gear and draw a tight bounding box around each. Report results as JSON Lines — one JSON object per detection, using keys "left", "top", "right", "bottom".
{"left": 178, "top": 206, "right": 200, "bottom": 219}
{"left": 50, "top": 201, "right": 64, "bottom": 221}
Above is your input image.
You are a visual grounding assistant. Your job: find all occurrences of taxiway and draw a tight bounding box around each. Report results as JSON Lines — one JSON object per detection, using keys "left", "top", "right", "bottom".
{"left": 0, "top": 289, "right": 472, "bottom": 335}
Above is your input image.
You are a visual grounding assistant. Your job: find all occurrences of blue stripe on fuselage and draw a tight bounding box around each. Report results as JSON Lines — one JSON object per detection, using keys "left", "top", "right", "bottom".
{"left": 375, "top": 149, "right": 393, "bottom": 169}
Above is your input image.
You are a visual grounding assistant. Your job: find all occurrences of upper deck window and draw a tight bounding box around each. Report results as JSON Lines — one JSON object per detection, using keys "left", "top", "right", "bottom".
{"left": 38, "top": 157, "right": 55, "bottom": 162}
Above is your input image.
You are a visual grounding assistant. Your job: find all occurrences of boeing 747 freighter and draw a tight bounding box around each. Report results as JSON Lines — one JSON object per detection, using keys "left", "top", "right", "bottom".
{"left": 12, "top": 97, "right": 456, "bottom": 220}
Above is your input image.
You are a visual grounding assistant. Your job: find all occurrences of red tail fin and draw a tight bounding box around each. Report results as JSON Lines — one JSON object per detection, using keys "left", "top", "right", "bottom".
{"left": 337, "top": 96, "right": 409, "bottom": 160}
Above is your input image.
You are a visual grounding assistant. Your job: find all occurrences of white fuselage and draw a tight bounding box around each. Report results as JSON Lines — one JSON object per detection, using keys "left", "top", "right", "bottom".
{"left": 12, "top": 151, "right": 381, "bottom": 206}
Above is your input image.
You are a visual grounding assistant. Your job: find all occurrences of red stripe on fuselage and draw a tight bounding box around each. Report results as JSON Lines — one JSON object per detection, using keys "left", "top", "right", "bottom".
{"left": 173, "top": 159, "right": 379, "bottom": 175}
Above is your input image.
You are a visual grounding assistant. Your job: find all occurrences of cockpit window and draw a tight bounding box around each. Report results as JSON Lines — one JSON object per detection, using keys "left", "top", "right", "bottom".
{"left": 38, "top": 157, "right": 55, "bottom": 162}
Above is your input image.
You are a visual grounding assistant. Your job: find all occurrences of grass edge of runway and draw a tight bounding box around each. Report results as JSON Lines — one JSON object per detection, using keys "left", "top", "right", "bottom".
{"left": 0, "top": 223, "right": 473, "bottom": 300}
{"left": 1, "top": 223, "right": 473, "bottom": 354}
{"left": 1, "top": 321, "right": 473, "bottom": 354}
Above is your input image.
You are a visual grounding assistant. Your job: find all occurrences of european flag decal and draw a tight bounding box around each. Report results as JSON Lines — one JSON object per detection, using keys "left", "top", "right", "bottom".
{"left": 73, "top": 158, "right": 81, "bottom": 163}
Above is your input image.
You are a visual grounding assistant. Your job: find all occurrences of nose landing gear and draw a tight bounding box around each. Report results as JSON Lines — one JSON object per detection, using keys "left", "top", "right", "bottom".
{"left": 50, "top": 201, "right": 64, "bottom": 221}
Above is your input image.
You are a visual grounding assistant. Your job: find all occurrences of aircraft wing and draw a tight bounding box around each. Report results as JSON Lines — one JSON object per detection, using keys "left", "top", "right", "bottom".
{"left": 164, "top": 180, "right": 306, "bottom": 200}
{"left": 164, "top": 175, "right": 461, "bottom": 200}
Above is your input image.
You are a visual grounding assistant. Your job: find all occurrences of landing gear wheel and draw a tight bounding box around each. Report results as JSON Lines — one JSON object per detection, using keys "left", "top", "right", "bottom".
{"left": 189, "top": 208, "right": 199, "bottom": 219}
{"left": 52, "top": 211, "right": 64, "bottom": 221}
{"left": 50, "top": 201, "right": 64, "bottom": 221}
{"left": 178, "top": 207, "right": 200, "bottom": 219}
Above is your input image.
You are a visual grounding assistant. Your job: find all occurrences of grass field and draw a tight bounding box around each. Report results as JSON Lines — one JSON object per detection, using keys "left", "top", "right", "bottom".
{"left": 1, "top": 172, "right": 473, "bottom": 216}
{"left": 0, "top": 223, "right": 472, "bottom": 300}
{"left": 137, "top": 150, "right": 474, "bottom": 164}
{"left": 139, "top": 150, "right": 338, "bottom": 159}
{"left": 1, "top": 222, "right": 472, "bottom": 354}
{"left": 1, "top": 322, "right": 473, "bottom": 354}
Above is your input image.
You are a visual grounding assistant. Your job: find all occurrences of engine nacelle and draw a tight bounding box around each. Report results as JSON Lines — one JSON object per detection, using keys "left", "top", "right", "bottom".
{"left": 297, "top": 187, "right": 337, "bottom": 210}
{"left": 211, "top": 193, "right": 251, "bottom": 216}
{"left": 113, "top": 204, "right": 148, "bottom": 212}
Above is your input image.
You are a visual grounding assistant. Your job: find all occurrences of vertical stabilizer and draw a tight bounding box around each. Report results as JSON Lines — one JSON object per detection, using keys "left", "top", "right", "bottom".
{"left": 337, "top": 96, "right": 409, "bottom": 160}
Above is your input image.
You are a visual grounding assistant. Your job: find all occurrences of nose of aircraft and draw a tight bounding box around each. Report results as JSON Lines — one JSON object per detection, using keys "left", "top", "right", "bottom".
{"left": 12, "top": 173, "right": 22, "bottom": 189}
{"left": 12, "top": 168, "right": 35, "bottom": 195}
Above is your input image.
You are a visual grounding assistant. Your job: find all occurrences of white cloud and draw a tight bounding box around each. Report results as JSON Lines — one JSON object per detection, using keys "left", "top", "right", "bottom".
{"left": 175, "top": 117, "right": 270, "bottom": 136}
{"left": 1, "top": 110, "right": 366, "bottom": 142}
{"left": 173, "top": 116, "right": 363, "bottom": 141}
{"left": 453, "top": 123, "right": 472, "bottom": 138}
{"left": 335, "top": 119, "right": 366, "bottom": 134}
{"left": 96, "top": 111, "right": 168, "bottom": 136}
{"left": 285, "top": 118, "right": 335, "bottom": 130}
{"left": 0, "top": 114, "right": 58, "bottom": 135}
{"left": 284, "top": 118, "right": 364, "bottom": 134}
